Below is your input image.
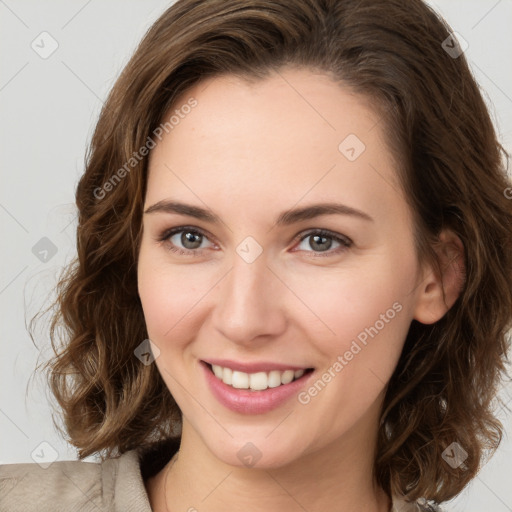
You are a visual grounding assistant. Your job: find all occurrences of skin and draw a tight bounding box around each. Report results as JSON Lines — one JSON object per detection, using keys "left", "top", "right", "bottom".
{"left": 137, "top": 67, "right": 464, "bottom": 512}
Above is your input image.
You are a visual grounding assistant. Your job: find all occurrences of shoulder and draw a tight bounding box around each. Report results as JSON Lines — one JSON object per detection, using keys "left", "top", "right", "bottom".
{"left": 0, "top": 449, "right": 151, "bottom": 512}
{"left": 0, "top": 456, "right": 110, "bottom": 512}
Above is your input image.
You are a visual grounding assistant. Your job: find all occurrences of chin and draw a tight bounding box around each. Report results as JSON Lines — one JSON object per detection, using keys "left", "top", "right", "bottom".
{"left": 203, "top": 431, "right": 310, "bottom": 470}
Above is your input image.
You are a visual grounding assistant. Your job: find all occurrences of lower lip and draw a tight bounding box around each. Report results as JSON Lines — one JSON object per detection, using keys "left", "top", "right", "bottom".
{"left": 201, "top": 361, "right": 314, "bottom": 414}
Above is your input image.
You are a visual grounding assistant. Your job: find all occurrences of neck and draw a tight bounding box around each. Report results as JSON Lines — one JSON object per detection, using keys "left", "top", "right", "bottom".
{"left": 150, "top": 413, "right": 391, "bottom": 512}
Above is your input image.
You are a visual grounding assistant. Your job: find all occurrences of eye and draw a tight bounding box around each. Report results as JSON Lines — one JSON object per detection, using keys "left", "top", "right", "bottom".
{"left": 158, "top": 226, "right": 216, "bottom": 256}
{"left": 294, "top": 229, "right": 352, "bottom": 256}
{"left": 157, "top": 226, "right": 352, "bottom": 258}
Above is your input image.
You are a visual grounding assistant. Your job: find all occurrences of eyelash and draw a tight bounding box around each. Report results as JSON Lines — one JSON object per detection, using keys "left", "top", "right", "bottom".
{"left": 157, "top": 226, "right": 353, "bottom": 258}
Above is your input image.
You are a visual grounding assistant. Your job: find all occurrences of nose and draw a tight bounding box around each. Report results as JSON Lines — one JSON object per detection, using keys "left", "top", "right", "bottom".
{"left": 211, "top": 253, "right": 287, "bottom": 346}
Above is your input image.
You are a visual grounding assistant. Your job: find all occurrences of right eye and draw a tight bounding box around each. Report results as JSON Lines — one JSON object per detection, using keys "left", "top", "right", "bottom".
{"left": 158, "top": 226, "right": 216, "bottom": 256}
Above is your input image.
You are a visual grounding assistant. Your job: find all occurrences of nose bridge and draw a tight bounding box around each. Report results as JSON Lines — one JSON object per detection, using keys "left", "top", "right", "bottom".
{"left": 212, "top": 249, "right": 285, "bottom": 343}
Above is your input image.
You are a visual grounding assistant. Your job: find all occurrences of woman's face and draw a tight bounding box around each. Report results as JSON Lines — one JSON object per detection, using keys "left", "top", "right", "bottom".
{"left": 137, "top": 68, "right": 429, "bottom": 468}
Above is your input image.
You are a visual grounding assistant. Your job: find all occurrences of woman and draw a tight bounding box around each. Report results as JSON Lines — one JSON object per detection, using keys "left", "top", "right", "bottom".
{"left": 2, "top": 0, "right": 511, "bottom": 511}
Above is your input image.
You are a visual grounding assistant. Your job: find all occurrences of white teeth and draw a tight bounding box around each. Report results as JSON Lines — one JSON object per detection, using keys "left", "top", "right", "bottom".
{"left": 281, "top": 370, "right": 295, "bottom": 384}
{"left": 249, "top": 372, "right": 268, "bottom": 391}
{"left": 223, "top": 367, "right": 233, "bottom": 385}
{"left": 231, "top": 370, "right": 249, "bottom": 389}
{"left": 267, "top": 370, "right": 282, "bottom": 388}
{"left": 210, "top": 364, "right": 307, "bottom": 391}
{"left": 213, "top": 365, "right": 223, "bottom": 379}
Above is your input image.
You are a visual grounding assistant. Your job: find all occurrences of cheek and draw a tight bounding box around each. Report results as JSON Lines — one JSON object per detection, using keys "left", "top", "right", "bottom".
{"left": 137, "top": 250, "right": 218, "bottom": 348}
{"left": 286, "top": 253, "right": 417, "bottom": 362}
{"left": 289, "top": 259, "right": 416, "bottom": 439}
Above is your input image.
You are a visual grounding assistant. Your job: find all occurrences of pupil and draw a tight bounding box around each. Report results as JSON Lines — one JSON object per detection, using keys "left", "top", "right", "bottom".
{"left": 311, "top": 235, "right": 331, "bottom": 252}
{"left": 182, "top": 231, "right": 202, "bottom": 249}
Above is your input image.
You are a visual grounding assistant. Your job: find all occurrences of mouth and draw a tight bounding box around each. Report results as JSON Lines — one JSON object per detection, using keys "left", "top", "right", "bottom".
{"left": 201, "top": 359, "right": 316, "bottom": 414}
{"left": 202, "top": 361, "right": 315, "bottom": 392}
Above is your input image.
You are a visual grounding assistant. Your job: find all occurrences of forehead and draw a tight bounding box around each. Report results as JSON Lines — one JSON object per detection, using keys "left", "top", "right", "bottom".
{"left": 145, "top": 68, "right": 404, "bottom": 223}
{"left": 153, "top": 69, "right": 385, "bottom": 162}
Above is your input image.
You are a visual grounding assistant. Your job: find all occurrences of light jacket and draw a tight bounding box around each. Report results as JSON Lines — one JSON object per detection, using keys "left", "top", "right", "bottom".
{"left": 0, "top": 442, "right": 434, "bottom": 512}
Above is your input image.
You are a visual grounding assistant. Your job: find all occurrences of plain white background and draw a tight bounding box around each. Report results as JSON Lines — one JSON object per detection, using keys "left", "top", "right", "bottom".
{"left": 1, "top": 1, "right": 511, "bottom": 510}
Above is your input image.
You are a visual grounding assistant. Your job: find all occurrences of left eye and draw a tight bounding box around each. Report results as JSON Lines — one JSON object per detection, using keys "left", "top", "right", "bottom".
{"left": 295, "top": 230, "right": 352, "bottom": 254}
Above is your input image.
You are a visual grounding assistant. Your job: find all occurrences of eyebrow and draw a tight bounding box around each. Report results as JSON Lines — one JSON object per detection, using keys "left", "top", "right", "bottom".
{"left": 143, "top": 200, "right": 374, "bottom": 224}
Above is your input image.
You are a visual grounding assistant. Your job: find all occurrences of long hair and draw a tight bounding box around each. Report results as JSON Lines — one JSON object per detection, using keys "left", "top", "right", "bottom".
{"left": 36, "top": 0, "right": 512, "bottom": 504}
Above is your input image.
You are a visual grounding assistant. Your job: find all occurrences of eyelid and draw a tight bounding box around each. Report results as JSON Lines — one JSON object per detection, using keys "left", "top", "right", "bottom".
{"left": 159, "top": 225, "right": 203, "bottom": 241}
{"left": 294, "top": 228, "right": 352, "bottom": 245}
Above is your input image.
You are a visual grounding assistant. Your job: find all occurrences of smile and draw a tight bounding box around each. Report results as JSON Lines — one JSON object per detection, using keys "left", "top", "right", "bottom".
{"left": 210, "top": 364, "right": 308, "bottom": 391}
{"left": 201, "top": 360, "right": 315, "bottom": 414}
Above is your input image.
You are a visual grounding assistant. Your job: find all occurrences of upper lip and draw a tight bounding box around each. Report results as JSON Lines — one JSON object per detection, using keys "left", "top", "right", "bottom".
{"left": 202, "top": 358, "right": 312, "bottom": 373}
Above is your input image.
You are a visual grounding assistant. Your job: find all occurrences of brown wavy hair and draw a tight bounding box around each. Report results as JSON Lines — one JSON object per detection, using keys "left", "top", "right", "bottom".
{"left": 34, "top": 0, "right": 512, "bottom": 505}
